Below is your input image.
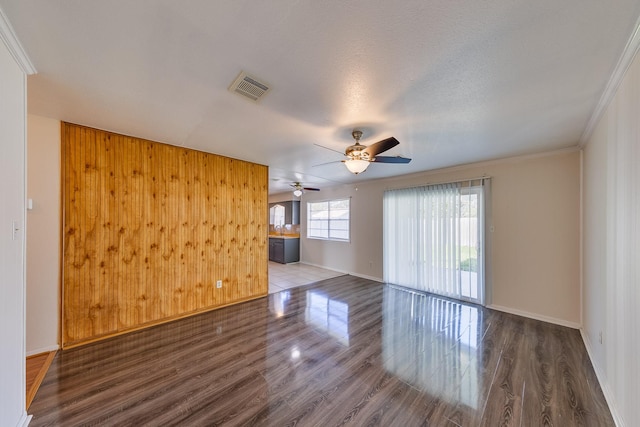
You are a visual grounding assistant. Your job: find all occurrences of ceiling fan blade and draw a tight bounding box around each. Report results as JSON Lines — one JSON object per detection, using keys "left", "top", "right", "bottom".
{"left": 362, "top": 137, "right": 399, "bottom": 158}
{"left": 312, "top": 160, "right": 342, "bottom": 167}
{"left": 314, "top": 143, "right": 346, "bottom": 155}
{"left": 371, "top": 155, "right": 412, "bottom": 164}
{"left": 303, "top": 187, "right": 320, "bottom": 191}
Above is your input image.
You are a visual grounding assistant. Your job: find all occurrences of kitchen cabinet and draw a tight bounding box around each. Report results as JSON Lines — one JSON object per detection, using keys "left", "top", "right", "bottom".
{"left": 286, "top": 201, "right": 300, "bottom": 225}
{"left": 269, "top": 237, "right": 300, "bottom": 264}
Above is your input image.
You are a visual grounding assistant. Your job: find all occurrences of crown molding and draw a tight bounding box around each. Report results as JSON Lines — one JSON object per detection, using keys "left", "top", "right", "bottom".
{"left": 371, "top": 145, "right": 581, "bottom": 190}
{"left": 0, "top": 7, "right": 36, "bottom": 75}
{"left": 579, "top": 15, "right": 640, "bottom": 146}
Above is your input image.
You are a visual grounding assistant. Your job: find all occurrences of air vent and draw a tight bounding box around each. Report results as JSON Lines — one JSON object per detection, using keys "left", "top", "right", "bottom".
{"left": 229, "top": 71, "right": 270, "bottom": 102}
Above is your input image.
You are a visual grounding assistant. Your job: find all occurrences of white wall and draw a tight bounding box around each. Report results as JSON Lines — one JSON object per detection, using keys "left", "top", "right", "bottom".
{"left": 288, "top": 149, "right": 581, "bottom": 326}
{"left": 26, "top": 115, "right": 60, "bottom": 355}
{"left": 582, "top": 44, "right": 640, "bottom": 425}
{"left": 0, "top": 11, "right": 31, "bottom": 426}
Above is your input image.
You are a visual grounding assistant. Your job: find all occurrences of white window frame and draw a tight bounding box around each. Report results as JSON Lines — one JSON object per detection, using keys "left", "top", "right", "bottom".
{"left": 306, "top": 198, "right": 350, "bottom": 242}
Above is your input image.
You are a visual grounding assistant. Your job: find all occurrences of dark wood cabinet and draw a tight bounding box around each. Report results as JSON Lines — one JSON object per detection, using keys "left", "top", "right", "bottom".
{"left": 269, "top": 237, "right": 300, "bottom": 264}
{"left": 286, "top": 201, "right": 300, "bottom": 225}
{"left": 269, "top": 238, "right": 284, "bottom": 263}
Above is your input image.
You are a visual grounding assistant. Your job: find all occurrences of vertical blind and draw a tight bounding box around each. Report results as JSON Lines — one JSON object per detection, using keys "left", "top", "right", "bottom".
{"left": 383, "top": 180, "right": 488, "bottom": 304}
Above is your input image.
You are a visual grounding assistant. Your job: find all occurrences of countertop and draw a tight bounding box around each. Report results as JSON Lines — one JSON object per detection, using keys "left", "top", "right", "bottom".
{"left": 268, "top": 235, "right": 300, "bottom": 239}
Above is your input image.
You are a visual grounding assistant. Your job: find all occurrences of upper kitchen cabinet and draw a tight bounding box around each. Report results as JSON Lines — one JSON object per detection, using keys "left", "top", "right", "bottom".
{"left": 287, "top": 201, "right": 300, "bottom": 225}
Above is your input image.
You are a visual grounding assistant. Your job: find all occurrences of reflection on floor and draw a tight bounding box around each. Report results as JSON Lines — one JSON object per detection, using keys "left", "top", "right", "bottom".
{"left": 29, "top": 276, "right": 614, "bottom": 426}
{"left": 268, "top": 261, "right": 344, "bottom": 294}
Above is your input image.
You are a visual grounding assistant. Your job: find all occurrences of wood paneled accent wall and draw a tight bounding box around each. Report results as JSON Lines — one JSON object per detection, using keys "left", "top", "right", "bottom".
{"left": 61, "top": 123, "right": 268, "bottom": 348}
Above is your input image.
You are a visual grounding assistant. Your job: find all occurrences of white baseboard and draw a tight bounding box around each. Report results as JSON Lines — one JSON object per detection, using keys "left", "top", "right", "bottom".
{"left": 17, "top": 413, "right": 32, "bottom": 427}
{"left": 298, "top": 261, "right": 383, "bottom": 283}
{"left": 487, "top": 304, "right": 581, "bottom": 329}
{"left": 580, "top": 329, "right": 624, "bottom": 427}
{"left": 26, "top": 344, "right": 59, "bottom": 357}
{"left": 349, "top": 272, "right": 384, "bottom": 283}
{"left": 298, "top": 261, "right": 344, "bottom": 274}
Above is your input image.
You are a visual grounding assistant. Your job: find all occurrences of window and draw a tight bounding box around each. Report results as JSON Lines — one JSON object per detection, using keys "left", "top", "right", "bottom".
{"left": 269, "top": 204, "right": 285, "bottom": 227}
{"left": 383, "top": 179, "right": 489, "bottom": 305}
{"left": 307, "top": 198, "right": 350, "bottom": 241}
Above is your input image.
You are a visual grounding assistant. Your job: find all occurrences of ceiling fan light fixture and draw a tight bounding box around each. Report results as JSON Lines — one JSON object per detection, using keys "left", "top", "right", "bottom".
{"left": 293, "top": 189, "right": 303, "bottom": 197}
{"left": 345, "top": 159, "right": 369, "bottom": 174}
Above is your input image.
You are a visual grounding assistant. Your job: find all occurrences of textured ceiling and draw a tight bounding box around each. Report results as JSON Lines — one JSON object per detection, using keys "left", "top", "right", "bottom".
{"left": 2, "top": 1, "right": 640, "bottom": 194}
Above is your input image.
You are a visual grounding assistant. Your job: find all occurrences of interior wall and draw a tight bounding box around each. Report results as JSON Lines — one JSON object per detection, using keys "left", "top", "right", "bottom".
{"left": 61, "top": 123, "right": 268, "bottom": 347}
{"left": 0, "top": 27, "right": 29, "bottom": 426}
{"left": 297, "top": 149, "right": 581, "bottom": 326}
{"left": 582, "top": 45, "right": 640, "bottom": 425}
{"left": 26, "top": 114, "right": 61, "bottom": 355}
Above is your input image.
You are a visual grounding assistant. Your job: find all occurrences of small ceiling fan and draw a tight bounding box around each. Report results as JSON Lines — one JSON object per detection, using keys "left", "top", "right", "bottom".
{"left": 317, "top": 130, "right": 411, "bottom": 174}
{"left": 290, "top": 182, "right": 320, "bottom": 197}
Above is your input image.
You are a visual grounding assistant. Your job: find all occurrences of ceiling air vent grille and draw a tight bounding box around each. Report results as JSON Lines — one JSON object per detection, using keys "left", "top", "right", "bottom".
{"left": 229, "top": 71, "right": 270, "bottom": 102}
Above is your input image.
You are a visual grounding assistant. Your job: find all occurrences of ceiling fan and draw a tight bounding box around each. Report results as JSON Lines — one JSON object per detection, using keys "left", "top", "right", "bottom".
{"left": 317, "top": 130, "right": 411, "bottom": 174}
{"left": 290, "top": 182, "right": 320, "bottom": 197}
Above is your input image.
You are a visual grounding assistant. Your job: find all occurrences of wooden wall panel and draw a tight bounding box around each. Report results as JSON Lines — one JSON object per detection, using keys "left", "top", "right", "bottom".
{"left": 61, "top": 123, "right": 268, "bottom": 347}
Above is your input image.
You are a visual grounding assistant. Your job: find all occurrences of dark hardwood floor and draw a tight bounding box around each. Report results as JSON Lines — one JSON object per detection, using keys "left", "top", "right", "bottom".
{"left": 29, "top": 276, "right": 613, "bottom": 426}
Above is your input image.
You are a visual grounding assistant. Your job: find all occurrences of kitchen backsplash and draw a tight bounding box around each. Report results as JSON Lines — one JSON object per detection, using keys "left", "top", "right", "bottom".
{"left": 269, "top": 223, "right": 300, "bottom": 237}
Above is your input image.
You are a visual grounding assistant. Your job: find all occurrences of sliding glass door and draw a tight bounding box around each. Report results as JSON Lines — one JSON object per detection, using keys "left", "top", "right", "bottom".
{"left": 383, "top": 180, "right": 488, "bottom": 305}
